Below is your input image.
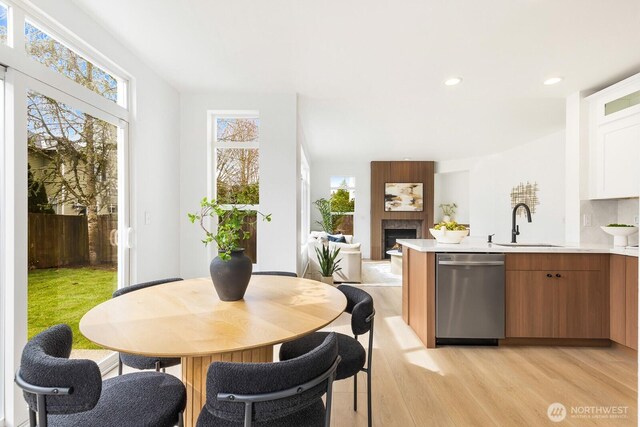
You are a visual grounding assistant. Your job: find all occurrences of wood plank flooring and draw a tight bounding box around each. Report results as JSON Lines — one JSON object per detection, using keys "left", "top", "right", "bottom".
{"left": 112, "top": 278, "right": 637, "bottom": 426}
{"left": 325, "top": 286, "right": 637, "bottom": 426}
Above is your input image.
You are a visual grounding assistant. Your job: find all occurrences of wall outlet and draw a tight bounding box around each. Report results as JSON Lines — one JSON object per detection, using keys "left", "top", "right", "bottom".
{"left": 582, "top": 214, "right": 592, "bottom": 227}
{"left": 144, "top": 211, "right": 152, "bottom": 225}
{"left": 635, "top": 215, "right": 639, "bottom": 226}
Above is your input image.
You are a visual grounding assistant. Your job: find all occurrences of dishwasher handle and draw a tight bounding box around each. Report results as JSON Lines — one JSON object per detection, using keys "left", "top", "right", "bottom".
{"left": 438, "top": 260, "right": 505, "bottom": 266}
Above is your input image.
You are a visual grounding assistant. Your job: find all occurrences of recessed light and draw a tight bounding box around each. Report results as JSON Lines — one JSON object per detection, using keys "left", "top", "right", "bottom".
{"left": 403, "top": 157, "right": 411, "bottom": 160}
{"left": 543, "top": 77, "right": 563, "bottom": 85}
{"left": 444, "top": 77, "right": 463, "bottom": 86}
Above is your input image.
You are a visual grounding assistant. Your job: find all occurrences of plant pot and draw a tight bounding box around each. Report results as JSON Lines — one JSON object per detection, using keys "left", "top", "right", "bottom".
{"left": 319, "top": 275, "right": 334, "bottom": 286}
{"left": 442, "top": 215, "right": 451, "bottom": 222}
{"left": 209, "top": 249, "right": 253, "bottom": 301}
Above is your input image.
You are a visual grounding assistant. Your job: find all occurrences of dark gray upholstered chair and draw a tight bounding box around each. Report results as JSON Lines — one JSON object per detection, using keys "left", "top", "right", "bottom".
{"left": 112, "top": 277, "right": 183, "bottom": 375}
{"left": 15, "top": 324, "right": 186, "bottom": 427}
{"left": 197, "top": 333, "right": 340, "bottom": 427}
{"left": 252, "top": 271, "right": 298, "bottom": 277}
{"left": 279, "top": 285, "right": 375, "bottom": 427}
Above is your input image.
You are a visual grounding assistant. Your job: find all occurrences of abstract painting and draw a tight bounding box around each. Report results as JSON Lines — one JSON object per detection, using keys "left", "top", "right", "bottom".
{"left": 385, "top": 183, "right": 424, "bottom": 211}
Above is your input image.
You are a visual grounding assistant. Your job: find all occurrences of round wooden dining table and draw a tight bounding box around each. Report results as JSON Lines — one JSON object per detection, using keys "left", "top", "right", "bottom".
{"left": 80, "top": 276, "right": 347, "bottom": 426}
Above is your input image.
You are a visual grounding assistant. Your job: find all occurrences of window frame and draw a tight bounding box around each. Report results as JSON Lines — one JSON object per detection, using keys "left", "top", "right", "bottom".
{"left": 330, "top": 175, "right": 356, "bottom": 215}
{"left": 207, "top": 110, "right": 261, "bottom": 262}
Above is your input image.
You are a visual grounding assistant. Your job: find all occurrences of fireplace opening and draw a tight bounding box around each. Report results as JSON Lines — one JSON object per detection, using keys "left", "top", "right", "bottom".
{"left": 384, "top": 229, "right": 417, "bottom": 258}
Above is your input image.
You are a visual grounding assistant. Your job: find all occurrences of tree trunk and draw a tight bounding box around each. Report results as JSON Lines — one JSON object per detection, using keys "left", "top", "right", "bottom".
{"left": 87, "top": 205, "right": 99, "bottom": 265}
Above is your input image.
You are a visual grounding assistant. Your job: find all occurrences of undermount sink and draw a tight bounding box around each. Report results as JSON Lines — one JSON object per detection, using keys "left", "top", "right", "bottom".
{"left": 493, "top": 243, "right": 563, "bottom": 248}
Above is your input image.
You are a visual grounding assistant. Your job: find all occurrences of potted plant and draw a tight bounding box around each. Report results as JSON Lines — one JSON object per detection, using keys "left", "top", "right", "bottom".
{"left": 313, "top": 198, "right": 334, "bottom": 233}
{"left": 439, "top": 203, "right": 457, "bottom": 222}
{"left": 315, "top": 245, "right": 342, "bottom": 285}
{"left": 188, "top": 197, "right": 271, "bottom": 301}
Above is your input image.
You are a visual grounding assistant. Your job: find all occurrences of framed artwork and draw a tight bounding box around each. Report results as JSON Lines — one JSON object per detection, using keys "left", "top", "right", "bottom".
{"left": 384, "top": 183, "right": 423, "bottom": 211}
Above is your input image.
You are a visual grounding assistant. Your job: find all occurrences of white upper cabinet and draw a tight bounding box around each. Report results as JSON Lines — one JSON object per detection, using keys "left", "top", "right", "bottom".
{"left": 587, "top": 73, "right": 640, "bottom": 199}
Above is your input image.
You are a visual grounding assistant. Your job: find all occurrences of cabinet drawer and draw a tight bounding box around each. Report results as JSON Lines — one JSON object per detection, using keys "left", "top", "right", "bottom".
{"left": 505, "top": 254, "right": 608, "bottom": 271}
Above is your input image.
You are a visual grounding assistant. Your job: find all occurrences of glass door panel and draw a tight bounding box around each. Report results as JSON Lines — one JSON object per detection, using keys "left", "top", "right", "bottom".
{"left": 27, "top": 89, "right": 119, "bottom": 362}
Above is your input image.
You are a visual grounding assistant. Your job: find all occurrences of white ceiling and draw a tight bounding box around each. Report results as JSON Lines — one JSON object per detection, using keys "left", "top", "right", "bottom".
{"left": 71, "top": 0, "right": 640, "bottom": 162}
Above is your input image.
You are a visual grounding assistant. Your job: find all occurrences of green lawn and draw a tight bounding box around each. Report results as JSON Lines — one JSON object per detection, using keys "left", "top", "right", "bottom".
{"left": 28, "top": 267, "right": 117, "bottom": 349}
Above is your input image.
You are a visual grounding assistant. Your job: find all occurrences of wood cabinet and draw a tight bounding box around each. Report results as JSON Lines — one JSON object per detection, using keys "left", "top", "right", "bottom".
{"left": 587, "top": 73, "right": 640, "bottom": 199}
{"left": 506, "top": 254, "right": 609, "bottom": 339}
{"left": 609, "top": 255, "right": 627, "bottom": 343}
{"left": 611, "top": 255, "right": 639, "bottom": 350}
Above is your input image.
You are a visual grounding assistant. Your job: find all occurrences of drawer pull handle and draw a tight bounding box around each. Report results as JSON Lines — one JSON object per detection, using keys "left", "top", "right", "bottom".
{"left": 546, "top": 274, "right": 553, "bottom": 278}
{"left": 556, "top": 274, "right": 562, "bottom": 278}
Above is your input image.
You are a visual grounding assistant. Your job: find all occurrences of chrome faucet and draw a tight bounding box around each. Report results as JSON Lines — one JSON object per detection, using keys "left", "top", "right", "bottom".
{"left": 511, "top": 203, "right": 532, "bottom": 243}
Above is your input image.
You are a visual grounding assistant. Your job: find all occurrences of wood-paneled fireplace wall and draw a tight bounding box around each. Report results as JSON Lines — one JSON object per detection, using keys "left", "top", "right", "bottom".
{"left": 370, "top": 161, "right": 435, "bottom": 260}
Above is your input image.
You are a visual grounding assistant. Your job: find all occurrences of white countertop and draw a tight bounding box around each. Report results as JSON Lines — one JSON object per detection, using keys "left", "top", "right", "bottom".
{"left": 396, "top": 237, "right": 639, "bottom": 257}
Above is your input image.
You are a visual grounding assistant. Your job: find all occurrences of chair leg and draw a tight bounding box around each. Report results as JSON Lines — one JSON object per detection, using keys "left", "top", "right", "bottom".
{"left": 118, "top": 355, "right": 123, "bottom": 376}
{"left": 29, "top": 409, "right": 37, "bottom": 427}
{"left": 178, "top": 411, "right": 184, "bottom": 427}
{"left": 367, "top": 369, "right": 372, "bottom": 427}
{"left": 353, "top": 372, "right": 358, "bottom": 411}
{"left": 155, "top": 361, "right": 161, "bottom": 372}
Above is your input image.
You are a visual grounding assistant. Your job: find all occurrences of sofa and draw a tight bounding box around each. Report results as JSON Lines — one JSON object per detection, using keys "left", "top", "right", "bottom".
{"left": 307, "top": 232, "right": 362, "bottom": 283}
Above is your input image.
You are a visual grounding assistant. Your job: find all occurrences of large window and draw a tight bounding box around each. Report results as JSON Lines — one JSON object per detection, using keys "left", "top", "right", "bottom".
{"left": 330, "top": 176, "right": 355, "bottom": 235}
{"left": 27, "top": 89, "right": 119, "bottom": 352}
{"left": 24, "top": 20, "right": 123, "bottom": 105}
{"left": 300, "top": 150, "right": 310, "bottom": 245}
{"left": 0, "top": 2, "right": 7, "bottom": 45}
{"left": 212, "top": 113, "right": 260, "bottom": 262}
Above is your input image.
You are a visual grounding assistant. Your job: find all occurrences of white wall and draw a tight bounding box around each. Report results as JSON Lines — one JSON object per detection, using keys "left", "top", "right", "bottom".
{"left": 469, "top": 131, "right": 566, "bottom": 243}
{"left": 179, "top": 93, "right": 299, "bottom": 278}
{"left": 434, "top": 171, "right": 470, "bottom": 224}
{"left": 310, "top": 160, "right": 371, "bottom": 258}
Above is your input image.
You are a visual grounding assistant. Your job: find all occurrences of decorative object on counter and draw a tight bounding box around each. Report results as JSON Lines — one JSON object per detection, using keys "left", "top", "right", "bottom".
{"left": 511, "top": 202, "right": 532, "bottom": 243}
{"left": 384, "top": 183, "right": 423, "bottom": 212}
{"left": 188, "top": 197, "right": 271, "bottom": 301}
{"left": 439, "top": 203, "right": 457, "bottom": 222}
{"left": 429, "top": 221, "right": 469, "bottom": 244}
{"left": 601, "top": 224, "right": 638, "bottom": 247}
{"left": 315, "top": 245, "right": 342, "bottom": 285}
{"left": 510, "top": 181, "right": 539, "bottom": 216}
{"left": 487, "top": 234, "right": 495, "bottom": 243}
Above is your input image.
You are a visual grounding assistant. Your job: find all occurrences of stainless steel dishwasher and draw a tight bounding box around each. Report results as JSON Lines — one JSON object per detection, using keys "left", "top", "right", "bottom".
{"left": 436, "top": 253, "right": 505, "bottom": 345}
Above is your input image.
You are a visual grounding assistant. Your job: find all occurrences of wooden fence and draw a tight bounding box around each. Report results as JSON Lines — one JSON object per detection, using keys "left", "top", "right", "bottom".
{"left": 28, "top": 213, "right": 117, "bottom": 268}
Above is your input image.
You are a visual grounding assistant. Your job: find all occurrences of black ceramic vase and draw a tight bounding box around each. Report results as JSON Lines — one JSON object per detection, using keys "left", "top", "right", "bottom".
{"left": 209, "top": 248, "right": 253, "bottom": 301}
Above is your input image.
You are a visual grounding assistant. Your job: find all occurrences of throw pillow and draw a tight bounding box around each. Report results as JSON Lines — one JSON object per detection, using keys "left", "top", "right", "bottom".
{"left": 328, "top": 234, "right": 347, "bottom": 243}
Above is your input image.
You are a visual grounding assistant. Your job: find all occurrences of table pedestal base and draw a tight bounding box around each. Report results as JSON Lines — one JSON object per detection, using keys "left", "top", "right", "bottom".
{"left": 181, "top": 345, "right": 274, "bottom": 426}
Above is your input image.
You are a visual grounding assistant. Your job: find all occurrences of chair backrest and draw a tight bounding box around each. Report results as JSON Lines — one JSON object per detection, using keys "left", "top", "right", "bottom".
{"left": 112, "top": 277, "right": 183, "bottom": 298}
{"left": 252, "top": 271, "right": 298, "bottom": 277}
{"left": 338, "top": 285, "right": 375, "bottom": 335}
{"left": 204, "top": 333, "right": 339, "bottom": 425}
{"left": 18, "top": 324, "right": 102, "bottom": 415}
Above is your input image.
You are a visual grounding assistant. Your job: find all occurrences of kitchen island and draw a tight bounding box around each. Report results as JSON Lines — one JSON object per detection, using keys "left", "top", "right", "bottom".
{"left": 397, "top": 238, "right": 638, "bottom": 349}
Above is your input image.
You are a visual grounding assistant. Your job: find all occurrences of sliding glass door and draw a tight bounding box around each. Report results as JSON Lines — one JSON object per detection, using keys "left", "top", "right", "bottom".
{"left": 26, "top": 87, "right": 123, "bottom": 363}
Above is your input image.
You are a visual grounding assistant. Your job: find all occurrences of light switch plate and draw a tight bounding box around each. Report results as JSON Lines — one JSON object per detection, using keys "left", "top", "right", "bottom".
{"left": 582, "top": 214, "right": 592, "bottom": 227}
{"left": 144, "top": 211, "right": 152, "bottom": 225}
{"left": 635, "top": 215, "right": 639, "bottom": 225}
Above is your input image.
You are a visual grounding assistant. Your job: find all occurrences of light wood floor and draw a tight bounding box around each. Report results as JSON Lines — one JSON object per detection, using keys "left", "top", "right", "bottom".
{"left": 325, "top": 286, "right": 637, "bottom": 426}
{"left": 113, "top": 284, "right": 637, "bottom": 426}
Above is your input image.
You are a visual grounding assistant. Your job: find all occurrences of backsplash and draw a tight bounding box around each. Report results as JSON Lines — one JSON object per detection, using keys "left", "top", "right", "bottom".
{"left": 581, "top": 198, "right": 639, "bottom": 246}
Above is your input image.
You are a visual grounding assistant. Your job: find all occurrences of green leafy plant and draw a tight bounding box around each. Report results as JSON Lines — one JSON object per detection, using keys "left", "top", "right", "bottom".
{"left": 605, "top": 223, "right": 635, "bottom": 227}
{"left": 439, "top": 203, "right": 457, "bottom": 217}
{"left": 434, "top": 221, "right": 467, "bottom": 231}
{"left": 315, "top": 245, "right": 342, "bottom": 277}
{"left": 314, "top": 198, "right": 334, "bottom": 233}
{"left": 188, "top": 197, "right": 271, "bottom": 261}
